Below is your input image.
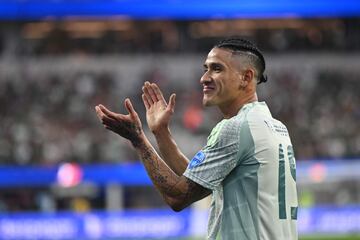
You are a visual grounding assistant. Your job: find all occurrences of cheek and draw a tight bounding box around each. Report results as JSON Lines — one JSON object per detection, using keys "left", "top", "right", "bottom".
{"left": 217, "top": 77, "right": 231, "bottom": 92}
{"left": 214, "top": 75, "right": 225, "bottom": 89}
{"left": 221, "top": 79, "right": 239, "bottom": 96}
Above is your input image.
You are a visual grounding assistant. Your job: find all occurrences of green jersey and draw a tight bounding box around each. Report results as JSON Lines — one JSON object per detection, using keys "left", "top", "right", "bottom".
{"left": 184, "top": 101, "right": 298, "bottom": 240}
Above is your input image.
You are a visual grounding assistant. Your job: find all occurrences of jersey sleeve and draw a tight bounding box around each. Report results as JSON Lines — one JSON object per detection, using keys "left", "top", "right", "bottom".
{"left": 183, "top": 118, "right": 243, "bottom": 190}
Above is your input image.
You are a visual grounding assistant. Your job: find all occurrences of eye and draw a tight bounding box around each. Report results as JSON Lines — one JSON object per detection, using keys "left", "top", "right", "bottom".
{"left": 214, "top": 66, "right": 221, "bottom": 72}
{"left": 211, "top": 63, "right": 223, "bottom": 72}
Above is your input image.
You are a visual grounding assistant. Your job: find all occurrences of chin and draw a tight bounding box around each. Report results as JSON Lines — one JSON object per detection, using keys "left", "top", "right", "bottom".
{"left": 202, "top": 98, "right": 215, "bottom": 107}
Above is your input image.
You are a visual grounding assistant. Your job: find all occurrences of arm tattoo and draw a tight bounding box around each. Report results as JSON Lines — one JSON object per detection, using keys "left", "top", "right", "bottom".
{"left": 135, "top": 141, "right": 211, "bottom": 206}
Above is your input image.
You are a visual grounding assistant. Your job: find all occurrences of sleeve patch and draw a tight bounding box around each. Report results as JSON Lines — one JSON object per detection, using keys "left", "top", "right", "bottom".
{"left": 188, "top": 151, "right": 206, "bottom": 169}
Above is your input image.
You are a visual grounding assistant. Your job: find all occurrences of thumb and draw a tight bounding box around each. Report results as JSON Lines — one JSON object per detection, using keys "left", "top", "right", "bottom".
{"left": 124, "top": 98, "right": 137, "bottom": 116}
{"left": 167, "top": 93, "right": 176, "bottom": 112}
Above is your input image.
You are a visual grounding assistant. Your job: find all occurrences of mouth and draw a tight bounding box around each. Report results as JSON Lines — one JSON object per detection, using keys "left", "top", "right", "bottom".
{"left": 203, "top": 85, "right": 215, "bottom": 93}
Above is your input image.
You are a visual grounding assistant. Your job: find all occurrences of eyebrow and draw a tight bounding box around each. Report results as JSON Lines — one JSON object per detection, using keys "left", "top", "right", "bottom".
{"left": 203, "top": 62, "right": 224, "bottom": 69}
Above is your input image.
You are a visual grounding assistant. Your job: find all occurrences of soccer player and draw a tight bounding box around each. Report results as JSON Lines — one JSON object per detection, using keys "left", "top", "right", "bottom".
{"left": 95, "top": 38, "right": 298, "bottom": 240}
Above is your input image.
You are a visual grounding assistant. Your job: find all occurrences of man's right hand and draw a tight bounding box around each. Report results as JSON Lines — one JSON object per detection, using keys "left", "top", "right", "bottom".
{"left": 142, "top": 81, "right": 176, "bottom": 134}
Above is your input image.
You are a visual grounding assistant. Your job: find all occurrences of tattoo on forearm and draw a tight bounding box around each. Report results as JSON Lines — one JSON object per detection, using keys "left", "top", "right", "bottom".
{"left": 137, "top": 142, "right": 210, "bottom": 205}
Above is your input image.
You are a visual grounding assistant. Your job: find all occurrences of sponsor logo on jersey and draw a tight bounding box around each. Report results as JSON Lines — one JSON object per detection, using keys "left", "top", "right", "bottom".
{"left": 189, "top": 151, "right": 206, "bottom": 169}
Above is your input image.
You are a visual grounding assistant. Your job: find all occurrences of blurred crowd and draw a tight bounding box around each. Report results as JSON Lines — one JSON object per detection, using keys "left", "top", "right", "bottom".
{"left": 259, "top": 68, "right": 360, "bottom": 160}
{"left": 0, "top": 56, "right": 359, "bottom": 166}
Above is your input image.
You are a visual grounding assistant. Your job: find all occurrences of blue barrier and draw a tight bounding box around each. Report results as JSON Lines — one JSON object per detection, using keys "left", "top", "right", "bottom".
{"left": 0, "top": 160, "right": 359, "bottom": 187}
{"left": 0, "top": 0, "right": 360, "bottom": 20}
{"left": 299, "top": 206, "right": 360, "bottom": 235}
{"left": 0, "top": 206, "right": 359, "bottom": 239}
{"left": 0, "top": 209, "right": 192, "bottom": 239}
{"left": 0, "top": 163, "right": 151, "bottom": 187}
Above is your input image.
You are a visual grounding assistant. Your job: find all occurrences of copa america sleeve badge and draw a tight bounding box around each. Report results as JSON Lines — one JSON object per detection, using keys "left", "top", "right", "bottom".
{"left": 188, "top": 150, "right": 206, "bottom": 169}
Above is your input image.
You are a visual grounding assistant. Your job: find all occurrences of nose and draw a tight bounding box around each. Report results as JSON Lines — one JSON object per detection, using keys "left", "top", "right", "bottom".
{"left": 200, "top": 71, "right": 211, "bottom": 84}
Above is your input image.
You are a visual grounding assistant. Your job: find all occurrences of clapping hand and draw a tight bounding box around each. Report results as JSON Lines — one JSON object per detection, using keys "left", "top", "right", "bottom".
{"left": 95, "top": 98, "right": 143, "bottom": 145}
{"left": 142, "top": 82, "right": 176, "bottom": 134}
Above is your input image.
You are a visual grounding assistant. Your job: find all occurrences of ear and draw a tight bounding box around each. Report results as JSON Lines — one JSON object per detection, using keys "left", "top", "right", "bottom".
{"left": 239, "top": 76, "right": 247, "bottom": 88}
{"left": 243, "top": 69, "right": 255, "bottom": 84}
{"left": 238, "top": 69, "right": 254, "bottom": 89}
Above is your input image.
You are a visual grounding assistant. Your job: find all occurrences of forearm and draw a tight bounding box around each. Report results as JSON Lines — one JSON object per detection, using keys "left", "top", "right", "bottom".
{"left": 153, "top": 127, "right": 189, "bottom": 176}
{"left": 132, "top": 133, "right": 187, "bottom": 201}
{"left": 131, "top": 133, "right": 211, "bottom": 211}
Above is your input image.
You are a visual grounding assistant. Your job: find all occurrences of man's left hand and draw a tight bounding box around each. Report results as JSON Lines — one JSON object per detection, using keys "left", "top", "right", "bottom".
{"left": 95, "top": 98, "right": 144, "bottom": 145}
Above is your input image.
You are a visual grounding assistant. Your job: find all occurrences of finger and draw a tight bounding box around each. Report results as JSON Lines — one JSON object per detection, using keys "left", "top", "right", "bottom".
{"left": 167, "top": 93, "right": 176, "bottom": 112}
{"left": 142, "top": 93, "right": 153, "bottom": 108}
{"left": 101, "top": 117, "right": 115, "bottom": 128}
{"left": 95, "top": 106, "right": 117, "bottom": 125}
{"left": 142, "top": 84, "right": 154, "bottom": 105}
{"left": 151, "top": 83, "right": 166, "bottom": 103}
{"left": 95, "top": 106, "right": 104, "bottom": 120}
{"left": 142, "top": 81, "right": 150, "bottom": 91}
{"left": 142, "top": 94, "right": 150, "bottom": 110}
{"left": 95, "top": 105, "right": 109, "bottom": 120}
{"left": 98, "top": 104, "right": 118, "bottom": 120}
{"left": 145, "top": 82, "right": 158, "bottom": 103}
{"left": 124, "top": 98, "right": 137, "bottom": 116}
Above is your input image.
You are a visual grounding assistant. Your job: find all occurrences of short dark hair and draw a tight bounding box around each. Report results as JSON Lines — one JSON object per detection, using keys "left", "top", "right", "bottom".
{"left": 215, "top": 37, "right": 268, "bottom": 84}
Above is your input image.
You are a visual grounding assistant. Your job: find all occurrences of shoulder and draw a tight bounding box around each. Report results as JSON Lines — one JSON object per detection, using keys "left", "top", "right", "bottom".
{"left": 245, "top": 101, "right": 275, "bottom": 129}
{"left": 205, "top": 102, "right": 267, "bottom": 148}
{"left": 206, "top": 116, "right": 246, "bottom": 148}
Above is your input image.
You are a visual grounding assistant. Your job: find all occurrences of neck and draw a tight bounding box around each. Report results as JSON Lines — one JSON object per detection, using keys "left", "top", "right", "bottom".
{"left": 220, "top": 93, "right": 258, "bottom": 119}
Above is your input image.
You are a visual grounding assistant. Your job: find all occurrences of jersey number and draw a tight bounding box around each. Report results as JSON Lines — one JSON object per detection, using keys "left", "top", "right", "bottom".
{"left": 278, "top": 144, "right": 297, "bottom": 220}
